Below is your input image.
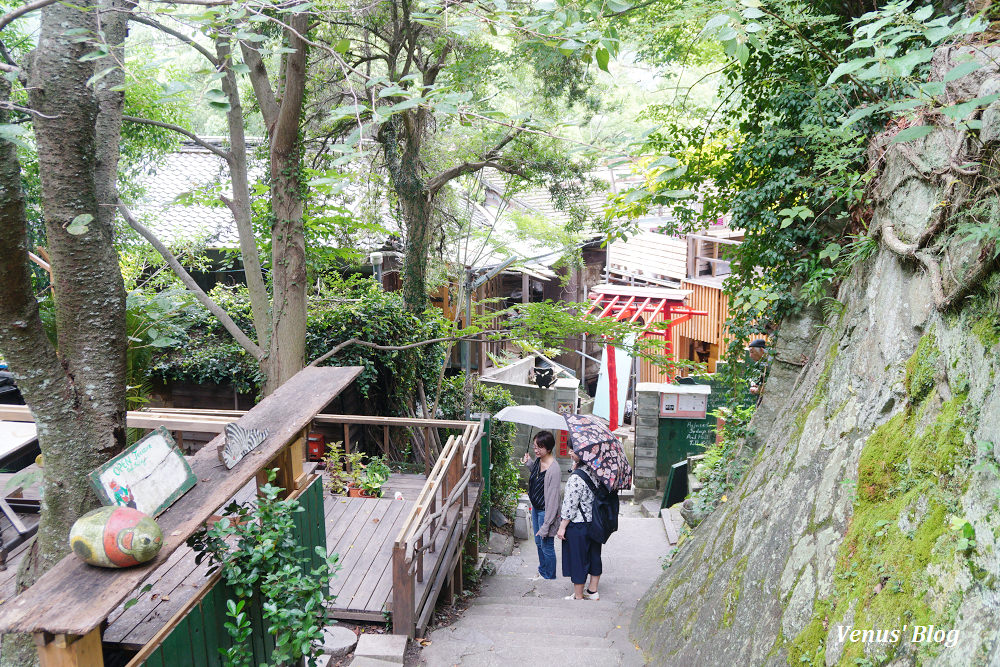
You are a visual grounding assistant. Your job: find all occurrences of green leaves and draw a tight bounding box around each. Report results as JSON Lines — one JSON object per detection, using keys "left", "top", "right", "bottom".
{"left": 777, "top": 205, "right": 813, "bottom": 229}
{"left": 827, "top": 58, "right": 873, "bottom": 85}
{"left": 942, "top": 59, "right": 984, "bottom": 83}
{"left": 66, "top": 213, "right": 93, "bottom": 236}
{"left": 204, "top": 88, "right": 231, "bottom": 112}
{"left": 0, "top": 124, "right": 30, "bottom": 150}
{"left": 596, "top": 47, "right": 610, "bottom": 72}
{"left": 890, "top": 125, "right": 934, "bottom": 144}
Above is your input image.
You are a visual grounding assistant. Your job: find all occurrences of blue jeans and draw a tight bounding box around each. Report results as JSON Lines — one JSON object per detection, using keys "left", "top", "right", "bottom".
{"left": 531, "top": 508, "right": 556, "bottom": 579}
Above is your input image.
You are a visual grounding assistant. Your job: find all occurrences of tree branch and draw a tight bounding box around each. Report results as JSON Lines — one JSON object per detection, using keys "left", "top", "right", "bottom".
{"left": 426, "top": 159, "right": 523, "bottom": 195}
{"left": 119, "top": 203, "right": 265, "bottom": 360}
{"left": 123, "top": 115, "right": 230, "bottom": 159}
{"left": 308, "top": 331, "right": 505, "bottom": 368}
{"left": 130, "top": 14, "right": 219, "bottom": 66}
{"left": 273, "top": 13, "right": 309, "bottom": 151}
{"left": 240, "top": 42, "right": 279, "bottom": 131}
{"left": 0, "top": 0, "right": 60, "bottom": 32}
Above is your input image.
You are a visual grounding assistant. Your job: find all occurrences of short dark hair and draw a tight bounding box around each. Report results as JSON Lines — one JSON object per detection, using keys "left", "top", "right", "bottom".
{"left": 748, "top": 339, "right": 767, "bottom": 349}
{"left": 533, "top": 431, "right": 555, "bottom": 453}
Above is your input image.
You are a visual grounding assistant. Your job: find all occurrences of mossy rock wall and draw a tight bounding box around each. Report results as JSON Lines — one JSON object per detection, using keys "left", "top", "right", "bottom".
{"left": 631, "top": 78, "right": 1000, "bottom": 667}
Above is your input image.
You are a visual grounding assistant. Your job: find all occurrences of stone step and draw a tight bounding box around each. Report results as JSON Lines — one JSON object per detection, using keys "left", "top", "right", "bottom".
{"left": 428, "top": 625, "right": 618, "bottom": 650}
{"left": 470, "top": 596, "right": 612, "bottom": 610}
{"left": 420, "top": 642, "right": 622, "bottom": 667}
{"left": 454, "top": 613, "right": 611, "bottom": 637}
{"left": 461, "top": 601, "right": 620, "bottom": 619}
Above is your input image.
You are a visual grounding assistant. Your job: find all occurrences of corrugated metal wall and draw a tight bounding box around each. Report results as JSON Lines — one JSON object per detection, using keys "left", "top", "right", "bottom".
{"left": 675, "top": 281, "right": 732, "bottom": 348}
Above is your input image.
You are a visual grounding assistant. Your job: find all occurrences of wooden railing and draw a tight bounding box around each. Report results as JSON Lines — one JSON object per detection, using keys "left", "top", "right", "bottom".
{"left": 391, "top": 420, "right": 484, "bottom": 637}
{"left": 0, "top": 406, "right": 473, "bottom": 477}
{"left": 0, "top": 366, "right": 362, "bottom": 667}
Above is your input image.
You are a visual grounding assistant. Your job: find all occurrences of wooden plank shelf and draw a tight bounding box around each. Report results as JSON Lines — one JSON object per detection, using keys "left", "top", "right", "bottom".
{"left": 0, "top": 365, "right": 362, "bottom": 638}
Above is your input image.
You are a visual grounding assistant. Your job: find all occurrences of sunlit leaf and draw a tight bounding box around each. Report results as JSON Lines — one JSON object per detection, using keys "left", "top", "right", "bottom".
{"left": 890, "top": 125, "right": 935, "bottom": 144}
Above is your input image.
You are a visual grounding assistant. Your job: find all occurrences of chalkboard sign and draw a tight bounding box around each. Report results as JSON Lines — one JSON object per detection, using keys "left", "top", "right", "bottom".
{"left": 89, "top": 427, "right": 196, "bottom": 517}
{"left": 656, "top": 376, "right": 727, "bottom": 476}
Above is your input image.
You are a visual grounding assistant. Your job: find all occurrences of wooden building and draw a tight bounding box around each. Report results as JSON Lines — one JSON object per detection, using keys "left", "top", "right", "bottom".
{"left": 607, "top": 226, "right": 743, "bottom": 373}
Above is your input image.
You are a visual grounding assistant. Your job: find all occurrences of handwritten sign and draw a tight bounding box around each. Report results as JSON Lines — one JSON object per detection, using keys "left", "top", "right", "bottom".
{"left": 218, "top": 422, "right": 268, "bottom": 469}
{"left": 659, "top": 392, "right": 708, "bottom": 419}
{"left": 89, "top": 427, "right": 196, "bottom": 517}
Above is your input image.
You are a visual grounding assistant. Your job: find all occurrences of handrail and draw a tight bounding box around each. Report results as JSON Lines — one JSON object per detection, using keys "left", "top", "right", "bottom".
{"left": 392, "top": 433, "right": 459, "bottom": 546}
{"left": 395, "top": 422, "right": 481, "bottom": 561}
{"left": 394, "top": 424, "right": 472, "bottom": 546}
{"left": 391, "top": 418, "right": 484, "bottom": 637}
{"left": 0, "top": 406, "right": 478, "bottom": 431}
{"left": 403, "top": 428, "right": 479, "bottom": 566}
{"left": 686, "top": 233, "right": 742, "bottom": 245}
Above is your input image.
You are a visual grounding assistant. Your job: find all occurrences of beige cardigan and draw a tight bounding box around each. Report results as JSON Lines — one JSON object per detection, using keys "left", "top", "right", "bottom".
{"left": 529, "top": 458, "right": 562, "bottom": 538}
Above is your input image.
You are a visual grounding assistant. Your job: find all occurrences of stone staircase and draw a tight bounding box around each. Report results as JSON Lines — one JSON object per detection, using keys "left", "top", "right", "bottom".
{"left": 414, "top": 515, "right": 669, "bottom": 666}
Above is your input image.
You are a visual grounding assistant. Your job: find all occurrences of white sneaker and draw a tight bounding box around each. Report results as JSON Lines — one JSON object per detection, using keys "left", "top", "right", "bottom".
{"left": 583, "top": 589, "right": 600, "bottom": 600}
{"left": 530, "top": 575, "right": 545, "bottom": 582}
{"left": 563, "top": 594, "right": 584, "bottom": 600}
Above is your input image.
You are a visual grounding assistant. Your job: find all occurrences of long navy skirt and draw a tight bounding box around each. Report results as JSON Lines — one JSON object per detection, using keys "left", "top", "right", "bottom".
{"left": 561, "top": 521, "right": 602, "bottom": 585}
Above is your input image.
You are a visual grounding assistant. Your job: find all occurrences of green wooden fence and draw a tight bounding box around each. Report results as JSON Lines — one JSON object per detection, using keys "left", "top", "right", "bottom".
{"left": 138, "top": 476, "right": 326, "bottom": 666}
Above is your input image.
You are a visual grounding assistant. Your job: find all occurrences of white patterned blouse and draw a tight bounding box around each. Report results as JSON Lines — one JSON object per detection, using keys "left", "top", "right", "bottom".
{"left": 560, "top": 467, "right": 595, "bottom": 523}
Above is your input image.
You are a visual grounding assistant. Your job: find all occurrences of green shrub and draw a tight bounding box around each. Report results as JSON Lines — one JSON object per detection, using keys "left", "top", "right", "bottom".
{"left": 437, "top": 373, "right": 520, "bottom": 518}
{"left": 152, "top": 277, "right": 449, "bottom": 409}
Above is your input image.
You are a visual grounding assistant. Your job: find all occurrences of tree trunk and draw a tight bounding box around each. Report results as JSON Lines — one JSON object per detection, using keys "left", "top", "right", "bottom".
{"left": 262, "top": 16, "right": 309, "bottom": 395}
{"left": 217, "top": 35, "right": 272, "bottom": 350}
{"left": 0, "top": 2, "right": 128, "bottom": 664}
{"left": 381, "top": 116, "right": 434, "bottom": 313}
{"left": 400, "top": 194, "right": 434, "bottom": 313}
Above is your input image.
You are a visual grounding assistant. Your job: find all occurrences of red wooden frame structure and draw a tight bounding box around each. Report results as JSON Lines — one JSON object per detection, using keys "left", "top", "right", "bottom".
{"left": 584, "top": 285, "right": 707, "bottom": 430}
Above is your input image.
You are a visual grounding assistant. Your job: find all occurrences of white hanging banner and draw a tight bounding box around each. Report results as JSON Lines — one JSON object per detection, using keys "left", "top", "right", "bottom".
{"left": 593, "top": 342, "right": 632, "bottom": 425}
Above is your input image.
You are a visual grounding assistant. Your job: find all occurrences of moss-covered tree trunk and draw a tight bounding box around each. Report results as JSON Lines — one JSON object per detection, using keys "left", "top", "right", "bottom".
{"left": 381, "top": 114, "right": 434, "bottom": 314}
{"left": 261, "top": 15, "right": 309, "bottom": 395}
{"left": 0, "top": 1, "right": 128, "bottom": 663}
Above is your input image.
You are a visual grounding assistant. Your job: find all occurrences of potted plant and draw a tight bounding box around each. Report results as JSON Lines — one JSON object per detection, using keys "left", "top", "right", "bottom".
{"left": 352, "top": 455, "right": 390, "bottom": 498}
{"left": 322, "top": 442, "right": 364, "bottom": 496}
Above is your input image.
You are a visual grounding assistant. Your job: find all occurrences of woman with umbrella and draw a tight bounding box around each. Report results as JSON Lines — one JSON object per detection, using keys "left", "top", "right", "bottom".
{"left": 494, "top": 407, "right": 631, "bottom": 600}
{"left": 520, "top": 431, "right": 561, "bottom": 580}
{"left": 557, "top": 451, "right": 602, "bottom": 600}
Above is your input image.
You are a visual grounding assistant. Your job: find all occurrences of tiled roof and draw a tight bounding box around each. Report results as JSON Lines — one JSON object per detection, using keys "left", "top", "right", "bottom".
{"left": 131, "top": 141, "right": 396, "bottom": 251}
{"left": 133, "top": 142, "right": 249, "bottom": 248}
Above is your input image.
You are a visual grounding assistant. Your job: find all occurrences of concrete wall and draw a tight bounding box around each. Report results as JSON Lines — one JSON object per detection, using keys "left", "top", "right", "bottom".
{"left": 481, "top": 368, "right": 580, "bottom": 481}
{"left": 480, "top": 355, "right": 533, "bottom": 384}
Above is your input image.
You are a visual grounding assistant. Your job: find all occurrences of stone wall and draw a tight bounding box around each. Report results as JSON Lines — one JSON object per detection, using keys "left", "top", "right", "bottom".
{"left": 634, "top": 385, "right": 660, "bottom": 499}
{"left": 631, "top": 48, "right": 1000, "bottom": 666}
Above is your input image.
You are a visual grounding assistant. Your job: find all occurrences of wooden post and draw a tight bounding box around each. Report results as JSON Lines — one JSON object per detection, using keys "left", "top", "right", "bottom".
{"left": 35, "top": 628, "right": 104, "bottom": 667}
{"left": 470, "top": 512, "right": 480, "bottom": 562}
{"left": 423, "top": 428, "right": 430, "bottom": 476}
{"left": 382, "top": 425, "right": 390, "bottom": 457}
{"left": 343, "top": 424, "right": 351, "bottom": 460}
{"left": 391, "top": 544, "right": 415, "bottom": 639}
{"left": 452, "top": 546, "right": 464, "bottom": 603}
{"left": 271, "top": 431, "right": 307, "bottom": 494}
{"left": 417, "top": 536, "right": 424, "bottom": 581}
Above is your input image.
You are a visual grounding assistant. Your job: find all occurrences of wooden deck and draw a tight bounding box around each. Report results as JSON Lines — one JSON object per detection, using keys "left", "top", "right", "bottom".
{"left": 97, "top": 472, "right": 464, "bottom": 650}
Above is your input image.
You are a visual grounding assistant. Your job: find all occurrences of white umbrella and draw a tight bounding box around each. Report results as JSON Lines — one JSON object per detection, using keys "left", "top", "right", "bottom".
{"left": 493, "top": 405, "right": 567, "bottom": 431}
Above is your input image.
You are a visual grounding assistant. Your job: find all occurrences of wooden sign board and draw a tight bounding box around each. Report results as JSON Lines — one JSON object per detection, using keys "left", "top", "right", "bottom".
{"left": 555, "top": 400, "right": 573, "bottom": 456}
{"left": 89, "top": 427, "right": 196, "bottom": 517}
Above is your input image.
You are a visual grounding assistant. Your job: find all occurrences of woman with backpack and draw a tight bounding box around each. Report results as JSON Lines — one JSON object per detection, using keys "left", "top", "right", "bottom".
{"left": 521, "top": 431, "right": 562, "bottom": 580}
{"left": 556, "top": 450, "right": 601, "bottom": 601}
